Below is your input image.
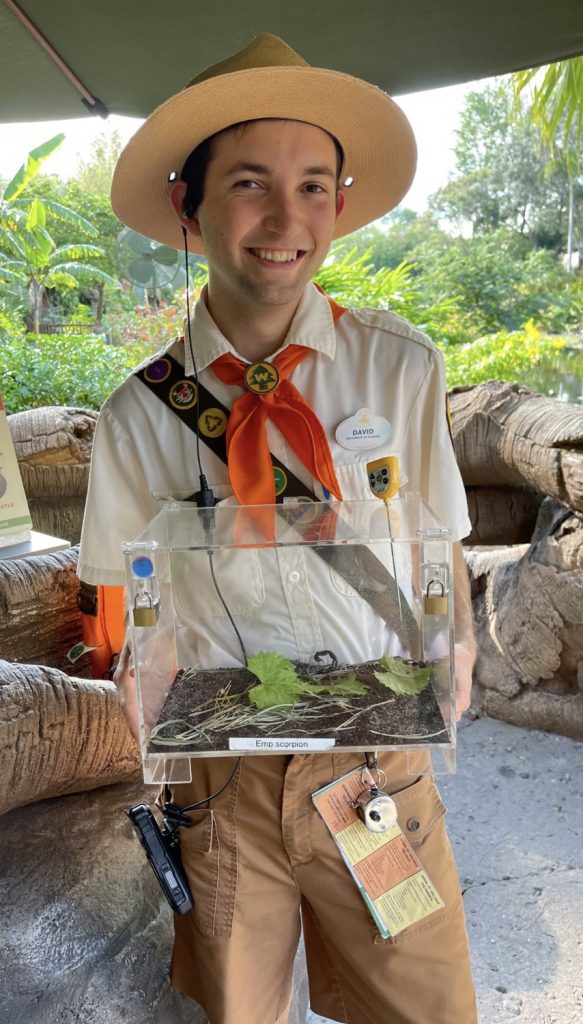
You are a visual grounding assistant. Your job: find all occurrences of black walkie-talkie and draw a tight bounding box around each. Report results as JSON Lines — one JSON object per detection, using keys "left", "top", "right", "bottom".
{"left": 126, "top": 803, "right": 193, "bottom": 915}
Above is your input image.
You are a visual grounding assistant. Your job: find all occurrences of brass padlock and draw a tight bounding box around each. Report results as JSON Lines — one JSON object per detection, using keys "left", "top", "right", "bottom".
{"left": 424, "top": 579, "right": 448, "bottom": 615}
{"left": 133, "top": 595, "right": 157, "bottom": 627}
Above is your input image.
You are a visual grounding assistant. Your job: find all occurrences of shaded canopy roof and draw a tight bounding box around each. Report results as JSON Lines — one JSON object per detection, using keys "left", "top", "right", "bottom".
{"left": 1, "top": 0, "right": 582, "bottom": 123}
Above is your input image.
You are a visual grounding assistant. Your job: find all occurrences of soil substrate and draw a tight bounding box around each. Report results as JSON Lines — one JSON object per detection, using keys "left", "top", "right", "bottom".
{"left": 146, "top": 660, "right": 449, "bottom": 754}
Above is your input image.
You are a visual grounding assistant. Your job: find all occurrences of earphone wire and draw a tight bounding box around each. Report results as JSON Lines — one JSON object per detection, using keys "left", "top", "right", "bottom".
{"left": 181, "top": 226, "right": 248, "bottom": 667}
{"left": 182, "top": 226, "right": 204, "bottom": 481}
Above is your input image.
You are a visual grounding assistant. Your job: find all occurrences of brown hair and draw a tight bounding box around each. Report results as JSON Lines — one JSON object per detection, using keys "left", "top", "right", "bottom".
{"left": 180, "top": 119, "right": 344, "bottom": 218}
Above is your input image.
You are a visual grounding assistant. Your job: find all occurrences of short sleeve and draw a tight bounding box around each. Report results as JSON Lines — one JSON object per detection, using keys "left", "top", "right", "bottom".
{"left": 402, "top": 348, "right": 471, "bottom": 542}
{"left": 77, "top": 403, "right": 157, "bottom": 585}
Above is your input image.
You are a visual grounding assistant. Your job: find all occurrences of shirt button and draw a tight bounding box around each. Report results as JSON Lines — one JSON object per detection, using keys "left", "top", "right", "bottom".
{"left": 289, "top": 571, "right": 301, "bottom": 583}
{"left": 407, "top": 817, "right": 420, "bottom": 832}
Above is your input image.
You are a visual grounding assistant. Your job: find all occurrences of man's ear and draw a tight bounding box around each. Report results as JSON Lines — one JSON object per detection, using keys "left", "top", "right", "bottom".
{"left": 335, "top": 189, "right": 346, "bottom": 220}
{"left": 170, "top": 181, "right": 202, "bottom": 239}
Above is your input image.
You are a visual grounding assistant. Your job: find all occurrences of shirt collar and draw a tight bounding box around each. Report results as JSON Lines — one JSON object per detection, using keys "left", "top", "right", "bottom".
{"left": 182, "top": 282, "right": 336, "bottom": 377}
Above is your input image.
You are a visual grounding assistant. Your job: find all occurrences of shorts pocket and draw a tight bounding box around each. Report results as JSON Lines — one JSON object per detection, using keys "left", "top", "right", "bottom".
{"left": 179, "top": 807, "right": 238, "bottom": 937}
{"left": 371, "top": 774, "right": 462, "bottom": 944}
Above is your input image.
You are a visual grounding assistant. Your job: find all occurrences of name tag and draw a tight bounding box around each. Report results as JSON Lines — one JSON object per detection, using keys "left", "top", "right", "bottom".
{"left": 336, "top": 408, "right": 391, "bottom": 451}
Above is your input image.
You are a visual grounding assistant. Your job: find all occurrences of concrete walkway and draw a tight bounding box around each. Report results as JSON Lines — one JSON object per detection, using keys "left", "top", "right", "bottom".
{"left": 307, "top": 716, "right": 583, "bottom": 1024}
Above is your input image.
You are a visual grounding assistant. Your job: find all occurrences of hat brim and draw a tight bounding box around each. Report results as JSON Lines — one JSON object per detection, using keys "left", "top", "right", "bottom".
{"left": 111, "top": 66, "right": 417, "bottom": 253}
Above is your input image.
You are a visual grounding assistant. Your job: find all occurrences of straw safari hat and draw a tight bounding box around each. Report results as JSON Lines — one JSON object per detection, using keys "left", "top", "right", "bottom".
{"left": 111, "top": 33, "right": 417, "bottom": 252}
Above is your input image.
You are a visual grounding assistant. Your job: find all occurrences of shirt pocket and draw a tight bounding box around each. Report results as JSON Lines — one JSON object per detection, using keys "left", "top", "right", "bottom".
{"left": 171, "top": 547, "right": 265, "bottom": 620}
{"left": 168, "top": 488, "right": 265, "bottom": 621}
{"left": 335, "top": 459, "right": 377, "bottom": 502}
{"left": 328, "top": 460, "right": 412, "bottom": 605}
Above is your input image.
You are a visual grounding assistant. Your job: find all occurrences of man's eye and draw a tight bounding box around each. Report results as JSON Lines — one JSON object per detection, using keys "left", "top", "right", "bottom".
{"left": 304, "top": 183, "right": 326, "bottom": 193}
{"left": 236, "top": 179, "right": 261, "bottom": 189}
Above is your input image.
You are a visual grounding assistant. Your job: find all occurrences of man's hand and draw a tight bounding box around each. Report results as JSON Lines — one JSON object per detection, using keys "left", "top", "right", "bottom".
{"left": 454, "top": 642, "right": 476, "bottom": 721}
{"left": 113, "top": 643, "right": 141, "bottom": 743}
{"left": 113, "top": 631, "right": 177, "bottom": 744}
{"left": 452, "top": 542, "right": 477, "bottom": 721}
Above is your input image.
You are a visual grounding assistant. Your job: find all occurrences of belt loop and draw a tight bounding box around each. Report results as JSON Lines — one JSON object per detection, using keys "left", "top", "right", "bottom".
{"left": 365, "top": 751, "right": 378, "bottom": 771}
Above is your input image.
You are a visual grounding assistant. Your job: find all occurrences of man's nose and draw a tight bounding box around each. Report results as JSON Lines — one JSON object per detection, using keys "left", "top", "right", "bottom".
{"left": 263, "top": 192, "right": 295, "bottom": 235}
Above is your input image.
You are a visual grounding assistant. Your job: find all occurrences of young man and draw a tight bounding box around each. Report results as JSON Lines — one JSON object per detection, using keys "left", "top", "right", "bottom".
{"left": 79, "top": 33, "right": 478, "bottom": 1024}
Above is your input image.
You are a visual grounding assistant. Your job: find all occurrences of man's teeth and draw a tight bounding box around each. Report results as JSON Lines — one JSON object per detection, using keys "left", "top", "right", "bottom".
{"left": 254, "top": 249, "right": 299, "bottom": 262}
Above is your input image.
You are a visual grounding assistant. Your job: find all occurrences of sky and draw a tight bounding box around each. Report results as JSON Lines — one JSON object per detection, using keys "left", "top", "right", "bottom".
{"left": 0, "top": 76, "right": 491, "bottom": 214}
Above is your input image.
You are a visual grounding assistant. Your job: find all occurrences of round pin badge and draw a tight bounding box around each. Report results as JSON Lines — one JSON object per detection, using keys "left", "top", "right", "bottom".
{"left": 244, "top": 361, "right": 280, "bottom": 394}
{"left": 199, "top": 408, "right": 227, "bottom": 438}
{"left": 282, "top": 495, "right": 318, "bottom": 525}
{"left": 273, "top": 466, "right": 287, "bottom": 496}
{"left": 169, "top": 379, "right": 197, "bottom": 409}
{"left": 144, "top": 358, "right": 172, "bottom": 384}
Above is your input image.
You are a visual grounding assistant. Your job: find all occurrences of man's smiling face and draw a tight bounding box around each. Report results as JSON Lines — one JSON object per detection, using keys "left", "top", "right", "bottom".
{"left": 184, "top": 119, "right": 345, "bottom": 316}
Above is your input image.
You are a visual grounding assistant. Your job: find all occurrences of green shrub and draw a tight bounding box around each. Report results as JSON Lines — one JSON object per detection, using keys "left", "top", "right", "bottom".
{"left": 1, "top": 332, "right": 152, "bottom": 413}
{"left": 413, "top": 230, "right": 583, "bottom": 344}
{"left": 0, "top": 302, "right": 26, "bottom": 340}
{"left": 440, "top": 322, "right": 581, "bottom": 394}
{"left": 105, "top": 300, "right": 185, "bottom": 347}
{"left": 314, "top": 246, "right": 460, "bottom": 342}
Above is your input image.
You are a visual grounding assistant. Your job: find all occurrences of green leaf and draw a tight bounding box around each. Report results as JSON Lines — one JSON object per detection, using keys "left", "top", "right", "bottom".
{"left": 246, "top": 654, "right": 368, "bottom": 708}
{"left": 374, "top": 657, "right": 432, "bottom": 696}
{"left": 49, "top": 261, "right": 117, "bottom": 284}
{"left": 248, "top": 677, "right": 307, "bottom": 710}
{"left": 52, "top": 243, "right": 105, "bottom": 260}
{"left": 26, "top": 198, "right": 46, "bottom": 231}
{"left": 311, "top": 673, "right": 367, "bottom": 697}
{"left": 247, "top": 651, "right": 312, "bottom": 710}
{"left": 29, "top": 226, "right": 54, "bottom": 261}
{"left": 42, "top": 199, "right": 98, "bottom": 236}
{"left": 328, "top": 675, "right": 367, "bottom": 697}
{"left": 247, "top": 651, "right": 299, "bottom": 687}
{"left": 3, "top": 134, "right": 65, "bottom": 202}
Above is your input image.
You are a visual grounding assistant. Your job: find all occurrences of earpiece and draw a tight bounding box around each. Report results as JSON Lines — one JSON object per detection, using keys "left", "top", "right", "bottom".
{"left": 182, "top": 198, "right": 195, "bottom": 220}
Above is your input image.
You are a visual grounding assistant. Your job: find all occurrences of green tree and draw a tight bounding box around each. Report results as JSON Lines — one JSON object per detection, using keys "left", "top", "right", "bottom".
{"left": 9, "top": 174, "right": 126, "bottom": 321}
{"left": 314, "top": 245, "right": 459, "bottom": 341}
{"left": 0, "top": 233, "right": 115, "bottom": 333}
{"left": 430, "top": 82, "right": 578, "bottom": 250}
{"left": 0, "top": 137, "right": 115, "bottom": 331}
{"left": 513, "top": 57, "right": 583, "bottom": 150}
{"left": 17, "top": 175, "right": 123, "bottom": 278}
{"left": 412, "top": 228, "right": 580, "bottom": 341}
{"left": 71, "top": 129, "right": 124, "bottom": 197}
{"left": 335, "top": 209, "right": 449, "bottom": 271}
{"left": 513, "top": 56, "right": 583, "bottom": 271}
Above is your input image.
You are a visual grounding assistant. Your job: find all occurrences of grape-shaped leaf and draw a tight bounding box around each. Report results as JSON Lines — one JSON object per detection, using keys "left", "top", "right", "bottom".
{"left": 374, "top": 656, "right": 431, "bottom": 696}
{"left": 332, "top": 676, "right": 367, "bottom": 697}
{"left": 248, "top": 677, "right": 307, "bottom": 710}
{"left": 247, "top": 651, "right": 309, "bottom": 709}
{"left": 311, "top": 674, "right": 367, "bottom": 697}
{"left": 248, "top": 651, "right": 299, "bottom": 687}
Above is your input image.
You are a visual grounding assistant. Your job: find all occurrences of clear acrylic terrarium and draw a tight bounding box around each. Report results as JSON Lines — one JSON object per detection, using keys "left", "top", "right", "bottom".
{"left": 123, "top": 495, "right": 456, "bottom": 783}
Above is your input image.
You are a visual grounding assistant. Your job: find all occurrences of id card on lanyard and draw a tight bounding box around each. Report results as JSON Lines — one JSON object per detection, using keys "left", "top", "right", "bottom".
{"left": 312, "top": 766, "right": 444, "bottom": 939}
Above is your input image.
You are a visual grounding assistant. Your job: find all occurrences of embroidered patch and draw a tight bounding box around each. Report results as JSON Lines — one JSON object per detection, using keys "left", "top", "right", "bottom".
{"left": 169, "top": 380, "right": 197, "bottom": 409}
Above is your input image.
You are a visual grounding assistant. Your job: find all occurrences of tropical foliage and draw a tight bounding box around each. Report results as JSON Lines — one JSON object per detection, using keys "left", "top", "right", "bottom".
{"left": 439, "top": 321, "right": 579, "bottom": 390}
{"left": 0, "top": 135, "right": 115, "bottom": 331}
{"left": 1, "top": 331, "right": 151, "bottom": 413}
{"left": 1, "top": 63, "right": 581, "bottom": 413}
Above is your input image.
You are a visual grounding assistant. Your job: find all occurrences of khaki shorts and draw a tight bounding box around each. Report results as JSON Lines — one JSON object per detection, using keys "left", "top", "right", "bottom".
{"left": 170, "top": 750, "right": 477, "bottom": 1024}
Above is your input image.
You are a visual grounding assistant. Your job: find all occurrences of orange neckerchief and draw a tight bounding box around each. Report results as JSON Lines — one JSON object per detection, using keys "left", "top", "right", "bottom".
{"left": 211, "top": 342, "right": 342, "bottom": 506}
